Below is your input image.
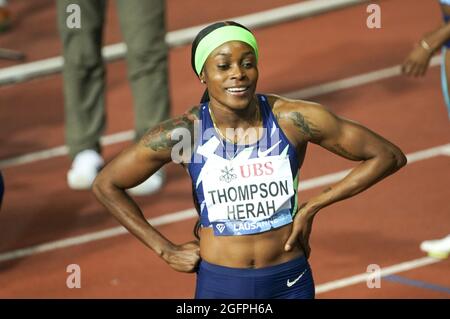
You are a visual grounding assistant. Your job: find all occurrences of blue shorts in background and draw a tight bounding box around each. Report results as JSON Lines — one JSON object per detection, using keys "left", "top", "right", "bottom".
{"left": 195, "top": 255, "right": 315, "bottom": 299}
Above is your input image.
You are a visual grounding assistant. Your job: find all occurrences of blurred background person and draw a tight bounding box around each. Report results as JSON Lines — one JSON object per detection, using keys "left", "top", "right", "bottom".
{"left": 0, "top": 0, "right": 11, "bottom": 32}
{"left": 57, "top": 0, "right": 170, "bottom": 195}
{"left": 402, "top": 0, "right": 450, "bottom": 259}
{"left": 402, "top": 0, "right": 450, "bottom": 119}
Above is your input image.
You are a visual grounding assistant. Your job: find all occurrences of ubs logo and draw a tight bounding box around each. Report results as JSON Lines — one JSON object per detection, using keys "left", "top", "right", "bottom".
{"left": 239, "top": 161, "right": 274, "bottom": 178}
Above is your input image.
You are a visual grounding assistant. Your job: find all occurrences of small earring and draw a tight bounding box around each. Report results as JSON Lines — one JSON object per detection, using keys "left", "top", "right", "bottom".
{"left": 201, "top": 79, "right": 205, "bottom": 84}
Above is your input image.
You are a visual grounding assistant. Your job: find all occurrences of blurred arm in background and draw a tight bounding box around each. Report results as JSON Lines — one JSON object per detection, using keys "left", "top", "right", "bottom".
{"left": 402, "top": 2, "right": 450, "bottom": 77}
{"left": 402, "top": 0, "right": 450, "bottom": 119}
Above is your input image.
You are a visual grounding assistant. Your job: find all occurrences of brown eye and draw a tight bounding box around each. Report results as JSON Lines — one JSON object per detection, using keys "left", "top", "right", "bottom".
{"left": 217, "top": 64, "right": 229, "bottom": 70}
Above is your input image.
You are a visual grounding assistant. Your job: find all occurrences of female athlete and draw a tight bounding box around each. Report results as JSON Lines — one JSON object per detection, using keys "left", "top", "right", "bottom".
{"left": 93, "top": 21, "right": 407, "bottom": 299}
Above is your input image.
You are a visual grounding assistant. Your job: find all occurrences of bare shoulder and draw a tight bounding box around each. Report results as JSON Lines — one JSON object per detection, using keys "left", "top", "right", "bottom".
{"left": 264, "top": 94, "right": 338, "bottom": 143}
{"left": 140, "top": 105, "right": 200, "bottom": 153}
{"left": 266, "top": 94, "right": 330, "bottom": 117}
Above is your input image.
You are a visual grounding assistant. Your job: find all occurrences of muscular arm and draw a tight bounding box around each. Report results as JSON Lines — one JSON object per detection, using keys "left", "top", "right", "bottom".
{"left": 281, "top": 101, "right": 407, "bottom": 254}
{"left": 92, "top": 107, "right": 199, "bottom": 272}
{"left": 286, "top": 101, "right": 407, "bottom": 213}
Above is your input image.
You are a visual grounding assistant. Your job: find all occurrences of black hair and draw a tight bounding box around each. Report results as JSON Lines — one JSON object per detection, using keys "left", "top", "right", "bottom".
{"left": 191, "top": 21, "right": 253, "bottom": 104}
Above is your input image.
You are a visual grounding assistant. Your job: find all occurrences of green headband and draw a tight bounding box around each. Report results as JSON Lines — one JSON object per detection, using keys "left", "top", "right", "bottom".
{"left": 194, "top": 25, "right": 259, "bottom": 76}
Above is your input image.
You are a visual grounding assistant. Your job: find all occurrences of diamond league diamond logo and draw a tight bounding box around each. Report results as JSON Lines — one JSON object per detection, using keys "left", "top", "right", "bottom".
{"left": 216, "top": 224, "right": 225, "bottom": 233}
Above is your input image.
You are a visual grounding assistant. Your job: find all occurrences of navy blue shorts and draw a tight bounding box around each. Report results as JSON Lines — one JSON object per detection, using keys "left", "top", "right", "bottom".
{"left": 195, "top": 255, "right": 315, "bottom": 299}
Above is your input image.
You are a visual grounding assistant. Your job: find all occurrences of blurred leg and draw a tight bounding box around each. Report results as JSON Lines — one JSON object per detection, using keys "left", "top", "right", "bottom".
{"left": 57, "top": 0, "right": 107, "bottom": 158}
{"left": 116, "top": 0, "right": 170, "bottom": 141}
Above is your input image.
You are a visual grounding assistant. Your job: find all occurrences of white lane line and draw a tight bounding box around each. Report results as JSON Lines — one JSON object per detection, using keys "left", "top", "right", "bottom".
{"left": 406, "top": 143, "right": 450, "bottom": 162}
{"left": 301, "top": 143, "right": 450, "bottom": 190}
{"left": 0, "top": 131, "right": 135, "bottom": 169}
{"left": 0, "top": 145, "right": 68, "bottom": 169}
{"left": 0, "top": 0, "right": 367, "bottom": 86}
{"left": 0, "top": 58, "right": 443, "bottom": 170}
{"left": 0, "top": 143, "right": 449, "bottom": 263}
{"left": 440, "top": 144, "right": 450, "bottom": 156}
{"left": 316, "top": 256, "right": 442, "bottom": 294}
{"left": 286, "top": 55, "right": 441, "bottom": 99}
{"left": 0, "top": 221, "right": 443, "bottom": 297}
{"left": 0, "top": 209, "right": 197, "bottom": 263}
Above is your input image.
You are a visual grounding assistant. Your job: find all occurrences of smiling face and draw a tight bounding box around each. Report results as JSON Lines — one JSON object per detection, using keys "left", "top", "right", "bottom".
{"left": 200, "top": 41, "right": 258, "bottom": 111}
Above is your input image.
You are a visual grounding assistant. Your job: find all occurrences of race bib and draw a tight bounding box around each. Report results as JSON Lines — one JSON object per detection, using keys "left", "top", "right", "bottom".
{"left": 202, "top": 155, "right": 294, "bottom": 235}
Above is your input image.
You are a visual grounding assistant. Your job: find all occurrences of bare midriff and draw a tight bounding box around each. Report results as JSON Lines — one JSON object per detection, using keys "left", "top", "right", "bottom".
{"left": 199, "top": 223, "right": 304, "bottom": 268}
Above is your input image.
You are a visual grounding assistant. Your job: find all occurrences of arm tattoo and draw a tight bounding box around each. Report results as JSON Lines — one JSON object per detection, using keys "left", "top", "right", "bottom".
{"left": 277, "top": 111, "right": 321, "bottom": 141}
{"left": 322, "top": 187, "right": 332, "bottom": 194}
{"left": 141, "top": 107, "right": 199, "bottom": 152}
{"left": 329, "top": 143, "right": 363, "bottom": 161}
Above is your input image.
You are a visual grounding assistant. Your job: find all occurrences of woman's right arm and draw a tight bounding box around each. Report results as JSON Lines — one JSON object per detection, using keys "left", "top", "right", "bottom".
{"left": 92, "top": 108, "right": 200, "bottom": 273}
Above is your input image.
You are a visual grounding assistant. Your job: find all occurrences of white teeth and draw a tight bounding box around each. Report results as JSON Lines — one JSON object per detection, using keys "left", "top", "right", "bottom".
{"left": 227, "top": 87, "right": 248, "bottom": 92}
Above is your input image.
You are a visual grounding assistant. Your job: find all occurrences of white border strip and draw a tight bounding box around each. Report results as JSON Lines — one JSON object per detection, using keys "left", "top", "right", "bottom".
{"left": 0, "top": 58, "right": 443, "bottom": 170}
{"left": 0, "top": 0, "right": 367, "bottom": 85}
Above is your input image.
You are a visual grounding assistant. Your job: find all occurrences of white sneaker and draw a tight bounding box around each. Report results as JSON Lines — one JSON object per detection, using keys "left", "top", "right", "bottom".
{"left": 67, "top": 150, "right": 104, "bottom": 190}
{"left": 127, "top": 169, "right": 165, "bottom": 196}
{"left": 420, "top": 234, "right": 450, "bottom": 259}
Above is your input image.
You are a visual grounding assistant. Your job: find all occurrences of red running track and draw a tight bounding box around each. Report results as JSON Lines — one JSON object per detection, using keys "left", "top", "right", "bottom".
{"left": 0, "top": 0, "right": 449, "bottom": 298}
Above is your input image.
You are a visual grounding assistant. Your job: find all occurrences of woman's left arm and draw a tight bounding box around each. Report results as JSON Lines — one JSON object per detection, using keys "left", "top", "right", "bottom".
{"left": 284, "top": 102, "right": 407, "bottom": 253}
{"left": 402, "top": 3, "right": 450, "bottom": 77}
